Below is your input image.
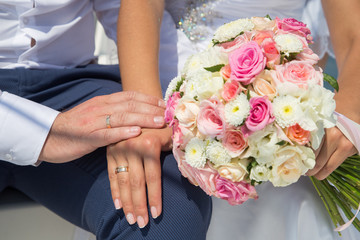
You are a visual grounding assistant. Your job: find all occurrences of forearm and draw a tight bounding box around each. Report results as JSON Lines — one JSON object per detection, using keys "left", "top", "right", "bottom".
{"left": 322, "top": 0, "right": 360, "bottom": 123}
{"left": 117, "top": 0, "right": 165, "bottom": 98}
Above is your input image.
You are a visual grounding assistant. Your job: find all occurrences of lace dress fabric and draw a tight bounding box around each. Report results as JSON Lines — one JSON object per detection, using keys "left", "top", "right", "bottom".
{"left": 157, "top": 0, "right": 359, "bottom": 239}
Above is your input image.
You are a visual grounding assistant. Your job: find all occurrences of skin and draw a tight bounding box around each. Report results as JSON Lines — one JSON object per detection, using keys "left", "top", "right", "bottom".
{"left": 39, "top": 91, "right": 167, "bottom": 163}
{"left": 110, "top": 0, "right": 360, "bottom": 229}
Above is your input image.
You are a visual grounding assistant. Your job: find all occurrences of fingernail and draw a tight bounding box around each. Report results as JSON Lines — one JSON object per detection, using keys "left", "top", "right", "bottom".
{"left": 154, "top": 116, "right": 164, "bottom": 125}
{"left": 129, "top": 126, "right": 140, "bottom": 133}
{"left": 126, "top": 213, "right": 135, "bottom": 225}
{"left": 158, "top": 99, "right": 166, "bottom": 108}
{"left": 137, "top": 216, "right": 146, "bottom": 228}
{"left": 114, "top": 199, "right": 121, "bottom": 210}
{"left": 151, "top": 206, "right": 158, "bottom": 219}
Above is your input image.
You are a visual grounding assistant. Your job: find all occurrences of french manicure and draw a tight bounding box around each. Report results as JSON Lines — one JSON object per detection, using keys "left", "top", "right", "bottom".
{"left": 126, "top": 213, "right": 135, "bottom": 225}
{"left": 154, "top": 116, "right": 164, "bottom": 125}
{"left": 137, "top": 216, "right": 146, "bottom": 228}
{"left": 114, "top": 199, "right": 121, "bottom": 210}
{"left": 158, "top": 99, "right": 166, "bottom": 108}
{"left": 151, "top": 206, "right": 158, "bottom": 219}
{"left": 129, "top": 126, "right": 140, "bottom": 133}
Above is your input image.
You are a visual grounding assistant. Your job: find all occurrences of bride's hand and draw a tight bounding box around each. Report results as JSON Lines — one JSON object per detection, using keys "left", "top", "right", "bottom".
{"left": 106, "top": 127, "right": 172, "bottom": 228}
{"left": 307, "top": 126, "right": 357, "bottom": 180}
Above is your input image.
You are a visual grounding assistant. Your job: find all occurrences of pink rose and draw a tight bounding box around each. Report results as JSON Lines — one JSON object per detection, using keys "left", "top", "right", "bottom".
{"left": 229, "top": 41, "right": 266, "bottom": 85}
{"left": 275, "top": 17, "right": 312, "bottom": 43}
{"left": 285, "top": 124, "right": 311, "bottom": 145}
{"left": 272, "top": 61, "right": 323, "bottom": 88}
{"left": 173, "top": 122, "right": 195, "bottom": 149}
{"left": 261, "top": 38, "right": 280, "bottom": 69}
{"left": 220, "top": 64, "right": 232, "bottom": 80}
{"left": 253, "top": 30, "right": 274, "bottom": 45}
{"left": 197, "top": 98, "right": 226, "bottom": 138}
{"left": 221, "top": 80, "right": 240, "bottom": 102}
{"left": 222, "top": 129, "right": 248, "bottom": 157}
{"left": 296, "top": 47, "right": 320, "bottom": 65}
{"left": 165, "top": 92, "right": 181, "bottom": 127}
{"left": 219, "top": 33, "right": 251, "bottom": 53}
{"left": 245, "top": 96, "right": 274, "bottom": 132}
{"left": 215, "top": 176, "right": 258, "bottom": 205}
{"left": 174, "top": 146, "right": 218, "bottom": 196}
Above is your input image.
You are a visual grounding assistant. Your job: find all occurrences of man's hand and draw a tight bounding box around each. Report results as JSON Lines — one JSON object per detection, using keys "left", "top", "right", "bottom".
{"left": 107, "top": 127, "right": 172, "bottom": 228}
{"left": 39, "top": 91, "right": 166, "bottom": 163}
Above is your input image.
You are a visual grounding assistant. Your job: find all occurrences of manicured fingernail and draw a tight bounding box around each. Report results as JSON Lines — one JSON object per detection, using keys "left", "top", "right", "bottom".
{"left": 126, "top": 213, "right": 135, "bottom": 225}
{"left": 129, "top": 126, "right": 140, "bottom": 133}
{"left": 137, "top": 216, "right": 146, "bottom": 228}
{"left": 154, "top": 116, "right": 164, "bottom": 125}
{"left": 158, "top": 99, "right": 166, "bottom": 108}
{"left": 151, "top": 206, "right": 158, "bottom": 219}
{"left": 114, "top": 199, "right": 121, "bottom": 210}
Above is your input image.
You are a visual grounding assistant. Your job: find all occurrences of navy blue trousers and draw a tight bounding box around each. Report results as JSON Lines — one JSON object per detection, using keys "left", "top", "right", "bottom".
{"left": 0, "top": 65, "right": 212, "bottom": 239}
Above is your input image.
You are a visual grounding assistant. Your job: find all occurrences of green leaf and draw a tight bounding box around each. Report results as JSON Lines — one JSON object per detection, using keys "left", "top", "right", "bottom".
{"left": 265, "top": 14, "right": 272, "bottom": 20}
{"left": 323, "top": 73, "right": 339, "bottom": 92}
{"left": 204, "top": 64, "right": 225, "bottom": 73}
{"left": 246, "top": 89, "right": 251, "bottom": 100}
{"left": 276, "top": 140, "right": 287, "bottom": 146}
{"left": 175, "top": 77, "right": 185, "bottom": 92}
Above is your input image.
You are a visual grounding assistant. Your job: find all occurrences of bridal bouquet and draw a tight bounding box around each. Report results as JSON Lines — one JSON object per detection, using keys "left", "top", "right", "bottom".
{"left": 165, "top": 16, "right": 359, "bottom": 231}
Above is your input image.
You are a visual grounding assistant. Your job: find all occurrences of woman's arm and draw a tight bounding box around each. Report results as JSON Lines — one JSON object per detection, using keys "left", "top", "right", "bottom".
{"left": 307, "top": 0, "right": 360, "bottom": 179}
{"left": 117, "top": 0, "right": 165, "bottom": 98}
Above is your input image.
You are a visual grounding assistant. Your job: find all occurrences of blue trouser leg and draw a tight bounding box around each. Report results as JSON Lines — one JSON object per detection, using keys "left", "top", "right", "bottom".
{"left": 0, "top": 65, "right": 212, "bottom": 239}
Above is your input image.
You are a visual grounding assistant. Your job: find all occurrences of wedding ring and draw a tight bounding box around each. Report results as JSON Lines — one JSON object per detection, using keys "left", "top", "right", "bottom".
{"left": 106, "top": 115, "right": 111, "bottom": 129}
{"left": 115, "top": 166, "right": 129, "bottom": 174}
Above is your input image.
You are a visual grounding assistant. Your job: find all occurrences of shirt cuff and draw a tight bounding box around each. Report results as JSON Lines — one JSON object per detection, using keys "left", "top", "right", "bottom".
{"left": 0, "top": 92, "right": 59, "bottom": 166}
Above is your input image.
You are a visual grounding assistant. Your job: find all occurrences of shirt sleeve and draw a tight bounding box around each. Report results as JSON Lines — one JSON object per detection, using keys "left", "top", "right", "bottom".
{"left": 0, "top": 91, "right": 59, "bottom": 166}
{"left": 93, "top": 0, "right": 121, "bottom": 42}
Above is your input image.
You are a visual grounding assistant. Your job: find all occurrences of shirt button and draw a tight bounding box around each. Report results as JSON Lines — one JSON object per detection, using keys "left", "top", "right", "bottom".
{"left": 22, "top": 17, "right": 29, "bottom": 25}
{"left": 5, "top": 154, "right": 12, "bottom": 161}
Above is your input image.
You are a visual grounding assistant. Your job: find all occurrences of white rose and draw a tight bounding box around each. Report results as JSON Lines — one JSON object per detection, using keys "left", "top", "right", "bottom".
{"left": 175, "top": 97, "right": 200, "bottom": 129}
{"left": 248, "top": 125, "right": 280, "bottom": 165}
{"left": 250, "top": 164, "right": 271, "bottom": 182}
{"left": 270, "top": 145, "right": 315, "bottom": 187}
{"left": 217, "top": 159, "right": 250, "bottom": 182}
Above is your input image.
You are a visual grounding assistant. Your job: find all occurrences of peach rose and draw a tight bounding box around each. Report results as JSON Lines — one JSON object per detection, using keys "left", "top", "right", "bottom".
{"left": 251, "top": 17, "right": 276, "bottom": 31}
{"left": 221, "top": 80, "right": 240, "bottom": 102}
{"left": 222, "top": 129, "right": 248, "bottom": 157}
{"left": 175, "top": 98, "right": 200, "bottom": 129}
{"left": 253, "top": 30, "right": 274, "bottom": 45}
{"left": 261, "top": 38, "right": 280, "bottom": 69}
{"left": 220, "top": 64, "right": 232, "bottom": 80}
{"left": 285, "top": 124, "right": 311, "bottom": 145}
{"left": 252, "top": 70, "right": 277, "bottom": 100}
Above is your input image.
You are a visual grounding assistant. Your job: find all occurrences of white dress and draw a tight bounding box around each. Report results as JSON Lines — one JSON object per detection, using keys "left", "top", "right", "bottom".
{"left": 157, "top": 0, "right": 359, "bottom": 239}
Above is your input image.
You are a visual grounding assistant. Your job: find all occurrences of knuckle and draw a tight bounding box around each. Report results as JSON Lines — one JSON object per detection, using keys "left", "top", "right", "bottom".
{"left": 327, "top": 128, "right": 342, "bottom": 139}
{"left": 118, "top": 176, "right": 130, "bottom": 186}
{"left": 118, "top": 112, "right": 129, "bottom": 125}
{"left": 130, "top": 177, "right": 144, "bottom": 188}
{"left": 125, "top": 91, "right": 136, "bottom": 101}
{"left": 108, "top": 172, "right": 118, "bottom": 182}
{"left": 339, "top": 138, "right": 354, "bottom": 152}
{"left": 126, "top": 101, "right": 137, "bottom": 113}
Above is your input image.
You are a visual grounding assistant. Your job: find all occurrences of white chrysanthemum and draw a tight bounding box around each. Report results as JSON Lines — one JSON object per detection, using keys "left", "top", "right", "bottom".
{"left": 225, "top": 94, "right": 250, "bottom": 126}
{"left": 213, "top": 18, "right": 254, "bottom": 43}
{"left": 165, "top": 76, "right": 182, "bottom": 102}
{"left": 205, "top": 140, "right": 231, "bottom": 165}
{"left": 185, "top": 138, "right": 207, "bottom": 168}
{"left": 182, "top": 54, "right": 207, "bottom": 77}
{"left": 272, "top": 95, "right": 303, "bottom": 128}
{"left": 274, "top": 34, "right": 303, "bottom": 54}
{"left": 250, "top": 165, "right": 270, "bottom": 182}
{"left": 201, "top": 46, "right": 229, "bottom": 67}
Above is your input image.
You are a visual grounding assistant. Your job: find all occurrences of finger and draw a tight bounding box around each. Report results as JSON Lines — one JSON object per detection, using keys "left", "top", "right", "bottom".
{"left": 314, "top": 138, "right": 357, "bottom": 180}
{"left": 108, "top": 112, "right": 165, "bottom": 129}
{"left": 93, "top": 127, "right": 142, "bottom": 147}
{"left": 107, "top": 91, "right": 166, "bottom": 108}
{"left": 306, "top": 136, "right": 335, "bottom": 176}
{"left": 128, "top": 153, "right": 149, "bottom": 228}
{"left": 107, "top": 148, "right": 122, "bottom": 210}
{"left": 115, "top": 155, "right": 136, "bottom": 225}
{"left": 144, "top": 152, "right": 162, "bottom": 219}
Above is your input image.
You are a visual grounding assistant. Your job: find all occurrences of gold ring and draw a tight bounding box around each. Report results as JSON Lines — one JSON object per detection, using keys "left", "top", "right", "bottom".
{"left": 115, "top": 166, "right": 128, "bottom": 174}
{"left": 106, "top": 115, "right": 111, "bottom": 129}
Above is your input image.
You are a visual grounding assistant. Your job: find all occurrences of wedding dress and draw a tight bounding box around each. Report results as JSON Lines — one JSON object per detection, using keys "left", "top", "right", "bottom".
{"left": 157, "top": 0, "right": 359, "bottom": 239}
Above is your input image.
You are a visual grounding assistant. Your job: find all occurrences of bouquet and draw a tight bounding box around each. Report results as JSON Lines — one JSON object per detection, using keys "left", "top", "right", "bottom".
{"left": 165, "top": 16, "right": 359, "bottom": 231}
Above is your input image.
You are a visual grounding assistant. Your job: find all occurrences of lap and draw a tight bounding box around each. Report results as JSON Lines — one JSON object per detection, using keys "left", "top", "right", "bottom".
{"left": 0, "top": 65, "right": 212, "bottom": 239}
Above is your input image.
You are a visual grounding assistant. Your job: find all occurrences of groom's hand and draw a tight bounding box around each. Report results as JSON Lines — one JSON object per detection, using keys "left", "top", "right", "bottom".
{"left": 39, "top": 91, "right": 166, "bottom": 163}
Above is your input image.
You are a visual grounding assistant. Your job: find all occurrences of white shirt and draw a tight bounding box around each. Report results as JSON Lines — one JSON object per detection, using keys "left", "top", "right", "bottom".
{"left": 0, "top": 0, "right": 120, "bottom": 165}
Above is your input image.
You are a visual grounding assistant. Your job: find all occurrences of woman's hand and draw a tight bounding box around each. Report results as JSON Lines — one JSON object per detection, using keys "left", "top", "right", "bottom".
{"left": 106, "top": 127, "right": 172, "bottom": 228}
{"left": 307, "top": 126, "right": 357, "bottom": 180}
